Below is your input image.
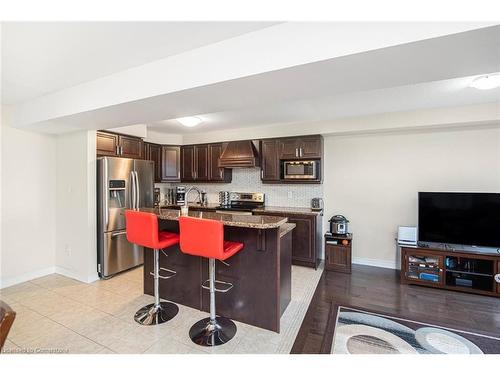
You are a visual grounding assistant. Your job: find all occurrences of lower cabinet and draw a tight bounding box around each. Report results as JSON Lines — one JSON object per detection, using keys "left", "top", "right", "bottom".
{"left": 325, "top": 235, "right": 352, "bottom": 274}
{"left": 257, "top": 212, "right": 321, "bottom": 268}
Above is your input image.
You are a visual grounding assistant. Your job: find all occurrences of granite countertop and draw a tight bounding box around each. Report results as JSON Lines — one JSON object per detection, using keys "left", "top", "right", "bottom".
{"left": 252, "top": 206, "right": 323, "bottom": 216}
{"left": 279, "top": 223, "right": 296, "bottom": 238}
{"left": 141, "top": 207, "right": 287, "bottom": 229}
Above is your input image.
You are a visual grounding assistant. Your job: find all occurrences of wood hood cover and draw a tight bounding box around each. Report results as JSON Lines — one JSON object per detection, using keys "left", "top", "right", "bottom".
{"left": 218, "top": 140, "right": 260, "bottom": 168}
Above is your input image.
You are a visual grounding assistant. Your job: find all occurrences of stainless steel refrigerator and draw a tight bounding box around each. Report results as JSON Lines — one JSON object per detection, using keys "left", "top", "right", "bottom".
{"left": 97, "top": 157, "right": 154, "bottom": 278}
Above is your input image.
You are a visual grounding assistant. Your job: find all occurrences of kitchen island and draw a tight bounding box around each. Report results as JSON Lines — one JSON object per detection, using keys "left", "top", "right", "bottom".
{"left": 139, "top": 208, "right": 294, "bottom": 333}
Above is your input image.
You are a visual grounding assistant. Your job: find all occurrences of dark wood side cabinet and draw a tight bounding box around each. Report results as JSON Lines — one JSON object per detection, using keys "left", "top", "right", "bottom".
{"left": 257, "top": 211, "right": 322, "bottom": 268}
{"left": 181, "top": 143, "right": 231, "bottom": 183}
{"left": 401, "top": 246, "right": 500, "bottom": 297}
{"left": 325, "top": 234, "right": 352, "bottom": 273}
{"left": 96, "top": 131, "right": 143, "bottom": 159}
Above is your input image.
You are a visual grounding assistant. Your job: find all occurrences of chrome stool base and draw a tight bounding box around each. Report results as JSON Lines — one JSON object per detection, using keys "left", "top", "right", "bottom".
{"left": 189, "top": 316, "right": 237, "bottom": 346}
{"left": 134, "top": 302, "right": 179, "bottom": 325}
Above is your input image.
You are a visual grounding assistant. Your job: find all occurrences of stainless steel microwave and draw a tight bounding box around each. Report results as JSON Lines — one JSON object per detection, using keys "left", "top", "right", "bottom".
{"left": 282, "top": 160, "right": 319, "bottom": 180}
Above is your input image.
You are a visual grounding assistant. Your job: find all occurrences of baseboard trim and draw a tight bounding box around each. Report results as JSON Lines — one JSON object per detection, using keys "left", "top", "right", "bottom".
{"left": 55, "top": 267, "right": 99, "bottom": 284}
{"left": 352, "top": 257, "right": 397, "bottom": 270}
{"left": 0, "top": 267, "right": 56, "bottom": 289}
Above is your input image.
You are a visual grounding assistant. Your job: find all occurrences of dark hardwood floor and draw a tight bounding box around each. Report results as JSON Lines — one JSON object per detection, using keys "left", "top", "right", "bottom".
{"left": 291, "top": 264, "right": 500, "bottom": 353}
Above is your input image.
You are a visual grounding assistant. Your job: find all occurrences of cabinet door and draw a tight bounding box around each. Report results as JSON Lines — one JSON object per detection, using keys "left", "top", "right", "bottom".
{"left": 161, "top": 146, "right": 180, "bottom": 182}
{"left": 96, "top": 132, "right": 119, "bottom": 156}
{"left": 146, "top": 143, "right": 162, "bottom": 183}
{"left": 287, "top": 215, "right": 315, "bottom": 263}
{"left": 325, "top": 244, "right": 351, "bottom": 273}
{"left": 260, "top": 139, "right": 280, "bottom": 181}
{"left": 119, "top": 135, "right": 143, "bottom": 159}
{"left": 181, "top": 146, "right": 195, "bottom": 181}
{"left": 403, "top": 249, "right": 444, "bottom": 286}
{"left": 278, "top": 138, "right": 299, "bottom": 159}
{"left": 195, "top": 145, "right": 209, "bottom": 181}
{"left": 299, "top": 136, "right": 322, "bottom": 159}
{"left": 208, "top": 143, "right": 225, "bottom": 181}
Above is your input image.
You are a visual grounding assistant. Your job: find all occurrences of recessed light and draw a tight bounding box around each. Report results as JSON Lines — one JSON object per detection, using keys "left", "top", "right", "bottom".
{"left": 469, "top": 74, "right": 500, "bottom": 90}
{"left": 176, "top": 116, "right": 203, "bottom": 127}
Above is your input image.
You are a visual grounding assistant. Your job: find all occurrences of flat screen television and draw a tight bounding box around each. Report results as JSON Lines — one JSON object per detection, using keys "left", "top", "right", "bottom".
{"left": 418, "top": 192, "right": 500, "bottom": 249}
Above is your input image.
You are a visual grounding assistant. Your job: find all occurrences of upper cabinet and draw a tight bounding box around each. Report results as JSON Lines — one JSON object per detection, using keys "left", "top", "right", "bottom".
{"left": 181, "top": 143, "right": 231, "bottom": 183}
{"left": 161, "top": 146, "right": 181, "bottom": 182}
{"left": 144, "top": 142, "right": 162, "bottom": 182}
{"left": 260, "top": 139, "right": 280, "bottom": 182}
{"left": 96, "top": 131, "right": 143, "bottom": 159}
{"left": 260, "top": 135, "right": 323, "bottom": 183}
{"left": 278, "top": 136, "right": 323, "bottom": 160}
{"left": 209, "top": 143, "right": 232, "bottom": 182}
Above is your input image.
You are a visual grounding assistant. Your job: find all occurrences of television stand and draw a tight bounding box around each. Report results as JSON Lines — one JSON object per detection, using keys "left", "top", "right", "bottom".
{"left": 401, "top": 246, "right": 500, "bottom": 297}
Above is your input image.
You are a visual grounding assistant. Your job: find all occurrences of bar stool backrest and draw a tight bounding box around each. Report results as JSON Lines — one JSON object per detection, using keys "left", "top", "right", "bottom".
{"left": 125, "top": 210, "right": 160, "bottom": 249}
{"left": 179, "top": 216, "right": 225, "bottom": 259}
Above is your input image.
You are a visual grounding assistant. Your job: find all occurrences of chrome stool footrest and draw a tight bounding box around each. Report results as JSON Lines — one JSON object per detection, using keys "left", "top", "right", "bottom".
{"left": 150, "top": 267, "right": 177, "bottom": 279}
{"left": 201, "top": 279, "right": 233, "bottom": 293}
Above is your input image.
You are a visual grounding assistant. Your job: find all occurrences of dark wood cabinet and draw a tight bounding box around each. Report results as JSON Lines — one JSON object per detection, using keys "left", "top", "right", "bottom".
{"left": 161, "top": 146, "right": 181, "bottom": 182}
{"left": 119, "top": 135, "right": 143, "bottom": 159}
{"left": 181, "top": 145, "right": 195, "bottom": 181}
{"left": 96, "top": 132, "right": 119, "bottom": 156}
{"left": 96, "top": 131, "right": 143, "bottom": 159}
{"left": 181, "top": 143, "right": 231, "bottom": 183}
{"left": 144, "top": 142, "right": 162, "bottom": 182}
{"left": 208, "top": 143, "right": 232, "bottom": 182}
{"left": 277, "top": 136, "right": 323, "bottom": 160}
{"left": 260, "top": 139, "right": 280, "bottom": 181}
{"left": 195, "top": 144, "right": 209, "bottom": 181}
{"left": 325, "top": 234, "right": 352, "bottom": 273}
{"left": 401, "top": 247, "right": 500, "bottom": 297}
{"left": 257, "top": 212, "right": 322, "bottom": 268}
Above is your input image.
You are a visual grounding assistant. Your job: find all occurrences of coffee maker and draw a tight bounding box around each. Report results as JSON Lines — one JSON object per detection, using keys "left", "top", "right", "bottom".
{"left": 176, "top": 186, "right": 186, "bottom": 205}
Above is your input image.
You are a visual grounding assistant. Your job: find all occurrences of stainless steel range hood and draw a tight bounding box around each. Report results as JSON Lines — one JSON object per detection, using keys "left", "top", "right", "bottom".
{"left": 218, "top": 140, "right": 260, "bottom": 168}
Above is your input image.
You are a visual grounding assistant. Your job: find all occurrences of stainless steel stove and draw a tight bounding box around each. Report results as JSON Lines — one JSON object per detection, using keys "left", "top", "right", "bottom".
{"left": 216, "top": 192, "right": 265, "bottom": 215}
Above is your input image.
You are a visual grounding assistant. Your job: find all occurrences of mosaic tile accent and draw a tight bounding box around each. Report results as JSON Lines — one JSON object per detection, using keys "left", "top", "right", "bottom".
{"left": 156, "top": 168, "right": 323, "bottom": 207}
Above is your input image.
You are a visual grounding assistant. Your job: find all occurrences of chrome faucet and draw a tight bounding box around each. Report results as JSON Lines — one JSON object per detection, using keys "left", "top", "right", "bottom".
{"left": 184, "top": 186, "right": 203, "bottom": 207}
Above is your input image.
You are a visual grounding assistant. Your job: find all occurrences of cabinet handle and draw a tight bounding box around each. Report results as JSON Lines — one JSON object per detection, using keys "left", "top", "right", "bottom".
{"left": 300, "top": 148, "right": 303, "bottom": 157}
{"left": 261, "top": 169, "right": 264, "bottom": 179}
{"left": 295, "top": 148, "right": 299, "bottom": 158}
{"left": 116, "top": 145, "right": 120, "bottom": 155}
{"left": 220, "top": 169, "right": 223, "bottom": 178}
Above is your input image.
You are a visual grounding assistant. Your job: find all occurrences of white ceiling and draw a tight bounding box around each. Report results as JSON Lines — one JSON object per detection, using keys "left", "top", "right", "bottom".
{"left": 1, "top": 21, "right": 278, "bottom": 104}
{"left": 2, "top": 22, "right": 499, "bottom": 135}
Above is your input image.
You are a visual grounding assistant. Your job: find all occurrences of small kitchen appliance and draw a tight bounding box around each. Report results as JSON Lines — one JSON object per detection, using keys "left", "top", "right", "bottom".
{"left": 311, "top": 197, "right": 324, "bottom": 211}
{"left": 176, "top": 186, "right": 186, "bottom": 205}
{"left": 329, "top": 215, "right": 349, "bottom": 235}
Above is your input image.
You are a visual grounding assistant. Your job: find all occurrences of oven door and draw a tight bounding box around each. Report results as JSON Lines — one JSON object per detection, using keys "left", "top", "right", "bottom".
{"left": 283, "top": 160, "right": 318, "bottom": 180}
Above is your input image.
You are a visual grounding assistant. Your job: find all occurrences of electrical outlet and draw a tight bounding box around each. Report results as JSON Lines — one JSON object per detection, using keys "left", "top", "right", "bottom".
{"left": 287, "top": 191, "right": 293, "bottom": 199}
{"left": 65, "top": 245, "right": 72, "bottom": 256}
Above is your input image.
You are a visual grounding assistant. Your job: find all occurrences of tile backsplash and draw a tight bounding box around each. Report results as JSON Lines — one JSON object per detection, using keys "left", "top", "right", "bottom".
{"left": 156, "top": 168, "right": 323, "bottom": 207}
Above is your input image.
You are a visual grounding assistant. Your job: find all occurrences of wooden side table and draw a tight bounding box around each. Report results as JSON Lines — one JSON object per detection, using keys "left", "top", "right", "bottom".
{"left": 325, "top": 233, "right": 352, "bottom": 273}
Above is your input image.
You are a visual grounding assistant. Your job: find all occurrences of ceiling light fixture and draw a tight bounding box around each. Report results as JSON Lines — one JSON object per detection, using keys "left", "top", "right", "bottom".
{"left": 176, "top": 116, "right": 203, "bottom": 127}
{"left": 469, "top": 74, "right": 500, "bottom": 90}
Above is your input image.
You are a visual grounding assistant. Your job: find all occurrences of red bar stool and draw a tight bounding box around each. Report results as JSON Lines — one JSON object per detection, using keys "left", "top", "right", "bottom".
{"left": 179, "top": 216, "right": 244, "bottom": 346}
{"left": 125, "top": 210, "right": 180, "bottom": 325}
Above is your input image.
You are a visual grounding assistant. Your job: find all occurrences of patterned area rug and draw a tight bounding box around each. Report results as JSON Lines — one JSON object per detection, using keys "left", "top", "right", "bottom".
{"left": 327, "top": 305, "right": 500, "bottom": 354}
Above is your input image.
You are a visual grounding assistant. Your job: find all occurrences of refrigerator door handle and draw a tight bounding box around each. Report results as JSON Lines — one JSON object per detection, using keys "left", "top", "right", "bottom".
{"left": 104, "top": 159, "right": 109, "bottom": 227}
{"left": 112, "top": 230, "right": 127, "bottom": 237}
{"left": 134, "top": 171, "right": 140, "bottom": 210}
{"left": 130, "top": 170, "right": 136, "bottom": 210}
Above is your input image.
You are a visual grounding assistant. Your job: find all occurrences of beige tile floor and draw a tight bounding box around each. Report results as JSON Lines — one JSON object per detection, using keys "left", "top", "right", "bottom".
{"left": 0, "top": 265, "right": 322, "bottom": 354}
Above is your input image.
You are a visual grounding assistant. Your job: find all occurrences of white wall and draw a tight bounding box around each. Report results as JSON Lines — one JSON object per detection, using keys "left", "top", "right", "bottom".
{"left": 323, "top": 126, "right": 500, "bottom": 269}
{"left": 0, "top": 123, "right": 57, "bottom": 288}
{"left": 55, "top": 130, "right": 98, "bottom": 283}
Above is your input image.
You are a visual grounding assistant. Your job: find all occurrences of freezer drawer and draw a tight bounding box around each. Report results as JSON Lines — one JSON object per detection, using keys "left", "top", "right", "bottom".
{"left": 99, "top": 230, "right": 143, "bottom": 278}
